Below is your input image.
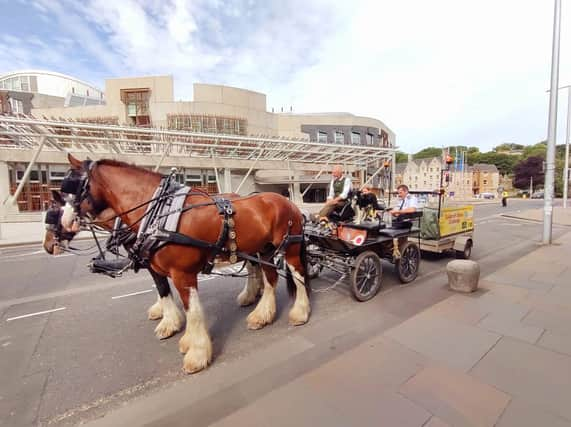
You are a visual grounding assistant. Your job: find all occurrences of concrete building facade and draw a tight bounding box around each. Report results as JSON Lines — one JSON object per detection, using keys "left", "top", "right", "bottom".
{"left": 1, "top": 73, "right": 395, "bottom": 213}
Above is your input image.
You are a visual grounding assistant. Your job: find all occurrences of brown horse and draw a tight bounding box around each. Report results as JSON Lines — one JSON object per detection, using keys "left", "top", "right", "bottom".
{"left": 44, "top": 190, "right": 266, "bottom": 341}
{"left": 60, "top": 154, "right": 310, "bottom": 373}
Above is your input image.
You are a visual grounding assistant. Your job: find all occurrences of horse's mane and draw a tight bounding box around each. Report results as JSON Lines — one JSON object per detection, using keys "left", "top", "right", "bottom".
{"left": 97, "top": 159, "right": 160, "bottom": 178}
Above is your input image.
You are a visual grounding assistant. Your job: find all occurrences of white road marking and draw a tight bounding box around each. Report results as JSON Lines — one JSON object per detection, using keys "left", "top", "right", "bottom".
{"left": 6, "top": 307, "right": 67, "bottom": 322}
{"left": 111, "top": 289, "right": 154, "bottom": 300}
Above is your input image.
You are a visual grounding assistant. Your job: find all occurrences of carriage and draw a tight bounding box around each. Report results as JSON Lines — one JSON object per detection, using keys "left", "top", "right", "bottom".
{"left": 304, "top": 203, "right": 422, "bottom": 302}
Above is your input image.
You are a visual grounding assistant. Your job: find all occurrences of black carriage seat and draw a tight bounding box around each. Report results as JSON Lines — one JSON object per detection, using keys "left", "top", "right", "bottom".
{"left": 391, "top": 211, "right": 423, "bottom": 229}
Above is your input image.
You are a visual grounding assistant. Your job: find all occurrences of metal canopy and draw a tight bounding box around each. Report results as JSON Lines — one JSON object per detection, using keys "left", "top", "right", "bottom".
{"left": 0, "top": 115, "right": 394, "bottom": 168}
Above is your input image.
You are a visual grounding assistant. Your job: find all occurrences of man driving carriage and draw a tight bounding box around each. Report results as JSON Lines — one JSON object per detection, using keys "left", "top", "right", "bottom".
{"left": 317, "top": 165, "right": 352, "bottom": 222}
{"left": 391, "top": 184, "right": 418, "bottom": 216}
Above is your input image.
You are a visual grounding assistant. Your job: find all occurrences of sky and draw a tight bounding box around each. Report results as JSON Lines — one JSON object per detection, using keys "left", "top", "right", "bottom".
{"left": 0, "top": 0, "right": 570, "bottom": 154}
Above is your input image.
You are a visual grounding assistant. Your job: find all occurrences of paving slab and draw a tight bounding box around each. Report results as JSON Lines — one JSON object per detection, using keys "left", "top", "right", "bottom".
{"left": 478, "top": 280, "right": 529, "bottom": 304}
{"left": 400, "top": 364, "right": 510, "bottom": 427}
{"left": 210, "top": 375, "right": 432, "bottom": 427}
{"left": 537, "top": 330, "right": 571, "bottom": 356}
{"left": 477, "top": 314, "right": 543, "bottom": 344}
{"left": 424, "top": 416, "right": 452, "bottom": 427}
{"left": 471, "top": 337, "right": 571, "bottom": 420}
{"left": 496, "top": 398, "right": 571, "bottom": 427}
{"left": 302, "top": 336, "right": 425, "bottom": 392}
{"left": 522, "top": 307, "right": 571, "bottom": 336}
{"left": 385, "top": 310, "right": 501, "bottom": 372}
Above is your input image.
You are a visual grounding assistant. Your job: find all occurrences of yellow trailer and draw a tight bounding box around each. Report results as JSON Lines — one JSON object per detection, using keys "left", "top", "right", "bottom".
{"left": 417, "top": 194, "right": 474, "bottom": 259}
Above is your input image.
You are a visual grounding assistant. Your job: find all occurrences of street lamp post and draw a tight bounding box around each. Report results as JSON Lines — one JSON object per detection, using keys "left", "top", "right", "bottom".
{"left": 543, "top": 0, "right": 562, "bottom": 245}
{"left": 564, "top": 86, "right": 571, "bottom": 208}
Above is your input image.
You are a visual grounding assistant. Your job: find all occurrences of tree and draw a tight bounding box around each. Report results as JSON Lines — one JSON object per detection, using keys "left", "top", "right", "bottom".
{"left": 414, "top": 147, "right": 443, "bottom": 159}
{"left": 395, "top": 151, "right": 408, "bottom": 163}
{"left": 522, "top": 142, "right": 547, "bottom": 159}
{"left": 476, "top": 152, "right": 519, "bottom": 175}
{"left": 494, "top": 143, "right": 524, "bottom": 152}
{"left": 513, "top": 156, "right": 544, "bottom": 189}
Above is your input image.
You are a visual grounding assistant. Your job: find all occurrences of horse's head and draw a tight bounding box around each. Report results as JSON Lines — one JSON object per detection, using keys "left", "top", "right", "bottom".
{"left": 60, "top": 153, "right": 107, "bottom": 230}
{"left": 43, "top": 190, "right": 80, "bottom": 255}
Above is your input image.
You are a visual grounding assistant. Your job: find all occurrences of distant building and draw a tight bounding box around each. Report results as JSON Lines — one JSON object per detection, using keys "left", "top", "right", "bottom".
{"left": 0, "top": 70, "right": 105, "bottom": 115}
{"left": 395, "top": 157, "right": 498, "bottom": 198}
{"left": 472, "top": 163, "right": 500, "bottom": 195}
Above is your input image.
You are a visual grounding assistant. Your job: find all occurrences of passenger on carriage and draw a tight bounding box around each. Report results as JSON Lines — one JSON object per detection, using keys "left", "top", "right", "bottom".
{"left": 318, "top": 165, "right": 352, "bottom": 222}
{"left": 391, "top": 184, "right": 418, "bottom": 216}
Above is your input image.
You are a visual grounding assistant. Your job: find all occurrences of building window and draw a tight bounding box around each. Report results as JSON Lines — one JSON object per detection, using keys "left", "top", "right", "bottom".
{"left": 317, "top": 131, "right": 328, "bottom": 143}
{"left": 334, "top": 131, "right": 344, "bottom": 144}
{"left": 366, "top": 133, "right": 374, "bottom": 145}
{"left": 9, "top": 98, "right": 24, "bottom": 114}
{"left": 185, "top": 174, "right": 202, "bottom": 185}
{"left": 483, "top": 180, "right": 488, "bottom": 185}
{"left": 351, "top": 132, "right": 360, "bottom": 145}
{"left": 16, "top": 170, "right": 40, "bottom": 182}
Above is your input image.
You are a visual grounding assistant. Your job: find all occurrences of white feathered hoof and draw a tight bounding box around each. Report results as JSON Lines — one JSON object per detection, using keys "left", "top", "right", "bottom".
{"left": 179, "top": 333, "right": 191, "bottom": 354}
{"left": 246, "top": 301, "right": 276, "bottom": 330}
{"left": 154, "top": 316, "right": 182, "bottom": 340}
{"left": 237, "top": 288, "right": 258, "bottom": 307}
{"left": 288, "top": 305, "right": 310, "bottom": 326}
{"left": 182, "top": 341, "right": 212, "bottom": 374}
{"left": 147, "top": 300, "right": 163, "bottom": 320}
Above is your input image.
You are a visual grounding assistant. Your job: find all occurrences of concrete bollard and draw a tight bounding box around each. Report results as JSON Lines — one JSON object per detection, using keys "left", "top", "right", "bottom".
{"left": 446, "top": 260, "right": 480, "bottom": 293}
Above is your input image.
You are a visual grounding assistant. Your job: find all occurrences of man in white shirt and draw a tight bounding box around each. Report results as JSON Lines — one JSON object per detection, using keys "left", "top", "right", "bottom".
{"left": 318, "top": 165, "right": 352, "bottom": 221}
{"left": 391, "top": 184, "right": 418, "bottom": 217}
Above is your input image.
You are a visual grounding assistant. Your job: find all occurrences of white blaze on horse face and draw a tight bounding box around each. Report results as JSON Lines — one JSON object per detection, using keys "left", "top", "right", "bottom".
{"left": 61, "top": 202, "right": 76, "bottom": 230}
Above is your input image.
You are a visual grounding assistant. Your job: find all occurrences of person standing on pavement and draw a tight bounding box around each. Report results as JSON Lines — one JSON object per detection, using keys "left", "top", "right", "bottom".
{"left": 318, "top": 165, "right": 352, "bottom": 222}
{"left": 501, "top": 190, "right": 508, "bottom": 207}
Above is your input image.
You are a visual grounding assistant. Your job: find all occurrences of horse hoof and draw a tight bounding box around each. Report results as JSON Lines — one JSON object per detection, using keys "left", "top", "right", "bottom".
{"left": 246, "top": 313, "right": 273, "bottom": 330}
{"left": 179, "top": 334, "right": 191, "bottom": 354}
{"left": 288, "top": 307, "right": 310, "bottom": 326}
{"left": 155, "top": 321, "right": 178, "bottom": 340}
{"left": 288, "top": 313, "right": 310, "bottom": 326}
{"left": 147, "top": 302, "right": 163, "bottom": 320}
{"left": 237, "top": 291, "right": 257, "bottom": 307}
{"left": 182, "top": 347, "right": 212, "bottom": 374}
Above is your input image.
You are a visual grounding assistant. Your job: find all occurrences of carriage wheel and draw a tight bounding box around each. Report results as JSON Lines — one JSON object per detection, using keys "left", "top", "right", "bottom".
{"left": 396, "top": 241, "right": 420, "bottom": 283}
{"left": 351, "top": 250, "right": 383, "bottom": 302}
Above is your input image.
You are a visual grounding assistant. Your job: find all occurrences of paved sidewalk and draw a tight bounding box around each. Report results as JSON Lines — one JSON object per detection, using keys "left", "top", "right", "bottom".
{"left": 203, "top": 232, "right": 571, "bottom": 427}
{"left": 501, "top": 206, "right": 571, "bottom": 226}
{"left": 84, "top": 225, "right": 571, "bottom": 426}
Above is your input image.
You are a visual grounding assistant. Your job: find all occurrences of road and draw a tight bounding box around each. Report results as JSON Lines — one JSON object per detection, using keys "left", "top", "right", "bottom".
{"left": 0, "top": 199, "right": 567, "bottom": 426}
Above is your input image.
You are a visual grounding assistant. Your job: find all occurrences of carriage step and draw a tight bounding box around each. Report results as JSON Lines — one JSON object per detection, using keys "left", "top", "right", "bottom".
{"left": 89, "top": 258, "right": 132, "bottom": 278}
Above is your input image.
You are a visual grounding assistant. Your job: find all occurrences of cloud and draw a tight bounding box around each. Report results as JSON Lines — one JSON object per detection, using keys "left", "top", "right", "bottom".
{"left": 1, "top": 0, "right": 570, "bottom": 153}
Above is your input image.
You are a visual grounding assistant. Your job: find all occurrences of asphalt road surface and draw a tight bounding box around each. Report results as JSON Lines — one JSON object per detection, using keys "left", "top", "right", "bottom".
{"left": 0, "top": 199, "right": 566, "bottom": 426}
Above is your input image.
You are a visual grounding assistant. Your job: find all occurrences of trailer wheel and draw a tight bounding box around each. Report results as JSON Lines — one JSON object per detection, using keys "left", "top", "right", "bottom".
{"left": 396, "top": 241, "right": 420, "bottom": 283}
{"left": 455, "top": 240, "right": 473, "bottom": 259}
{"left": 351, "top": 251, "right": 383, "bottom": 302}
